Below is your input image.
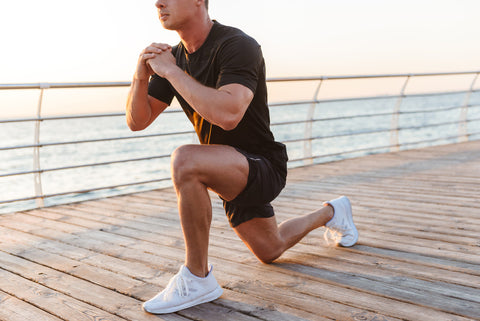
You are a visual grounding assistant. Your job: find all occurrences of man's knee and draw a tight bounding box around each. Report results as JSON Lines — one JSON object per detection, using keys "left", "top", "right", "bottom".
{"left": 171, "top": 145, "right": 198, "bottom": 185}
{"left": 248, "top": 237, "right": 285, "bottom": 264}
{"left": 255, "top": 248, "right": 283, "bottom": 264}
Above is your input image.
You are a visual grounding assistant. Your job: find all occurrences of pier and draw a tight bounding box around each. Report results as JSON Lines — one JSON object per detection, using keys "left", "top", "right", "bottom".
{"left": 0, "top": 141, "right": 479, "bottom": 321}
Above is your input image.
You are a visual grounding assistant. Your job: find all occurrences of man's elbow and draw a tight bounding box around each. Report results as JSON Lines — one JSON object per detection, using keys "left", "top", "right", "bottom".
{"left": 220, "top": 120, "right": 239, "bottom": 131}
{"left": 218, "top": 102, "right": 248, "bottom": 131}
{"left": 219, "top": 113, "right": 243, "bottom": 131}
{"left": 126, "top": 117, "right": 146, "bottom": 131}
{"left": 129, "top": 125, "right": 144, "bottom": 132}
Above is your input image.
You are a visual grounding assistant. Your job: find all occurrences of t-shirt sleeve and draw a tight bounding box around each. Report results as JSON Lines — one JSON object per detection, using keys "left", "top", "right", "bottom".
{"left": 216, "top": 36, "right": 263, "bottom": 93}
{"left": 148, "top": 73, "right": 175, "bottom": 105}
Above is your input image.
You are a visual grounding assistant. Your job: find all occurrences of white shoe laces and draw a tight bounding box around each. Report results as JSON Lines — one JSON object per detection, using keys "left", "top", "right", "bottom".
{"left": 165, "top": 274, "right": 190, "bottom": 299}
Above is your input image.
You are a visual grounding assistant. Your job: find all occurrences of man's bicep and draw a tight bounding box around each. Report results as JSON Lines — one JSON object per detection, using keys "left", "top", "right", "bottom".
{"left": 216, "top": 36, "right": 262, "bottom": 93}
{"left": 147, "top": 95, "right": 169, "bottom": 124}
{"left": 218, "top": 83, "right": 254, "bottom": 113}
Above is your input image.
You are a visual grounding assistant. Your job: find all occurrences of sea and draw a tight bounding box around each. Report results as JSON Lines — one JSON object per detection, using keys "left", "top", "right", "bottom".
{"left": 1, "top": 91, "right": 479, "bottom": 214}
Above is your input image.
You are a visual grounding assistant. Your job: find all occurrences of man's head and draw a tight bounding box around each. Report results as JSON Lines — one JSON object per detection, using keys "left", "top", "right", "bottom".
{"left": 155, "top": 0, "right": 209, "bottom": 30}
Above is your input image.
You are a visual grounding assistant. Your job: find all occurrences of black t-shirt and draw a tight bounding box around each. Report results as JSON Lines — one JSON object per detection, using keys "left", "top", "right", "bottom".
{"left": 148, "top": 21, "right": 287, "bottom": 174}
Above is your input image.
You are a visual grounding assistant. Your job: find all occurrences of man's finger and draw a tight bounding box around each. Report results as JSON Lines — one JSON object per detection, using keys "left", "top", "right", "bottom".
{"left": 142, "top": 53, "right": 156, "bottom": 60}
{"left": 150, "top": 42, "right": 172, "bottom": 51}
{"left": 147, "top": 46, "right": 164, "bottom": 54}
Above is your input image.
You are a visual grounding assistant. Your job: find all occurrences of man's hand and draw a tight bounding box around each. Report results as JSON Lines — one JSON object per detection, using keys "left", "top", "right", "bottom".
{"left": 146, "top": 48, "right": 177, "bottom": 79}
{"left": 135, "top": 43, "right": 172, "bottom": 80}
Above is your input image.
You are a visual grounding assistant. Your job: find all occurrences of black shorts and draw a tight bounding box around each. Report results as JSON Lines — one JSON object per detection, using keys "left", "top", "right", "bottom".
{"left": 223, "top": 148, "right": 287, "bottom": 227}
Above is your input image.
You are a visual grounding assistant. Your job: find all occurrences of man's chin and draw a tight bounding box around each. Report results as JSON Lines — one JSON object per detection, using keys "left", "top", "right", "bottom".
{"left": 160, "top": 20, "right": 176, "bottom": 31}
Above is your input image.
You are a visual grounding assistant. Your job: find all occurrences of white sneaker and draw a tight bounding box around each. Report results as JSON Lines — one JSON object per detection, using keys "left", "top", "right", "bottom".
{"left": 143, "top": 265, "right": 223, "bottom": 314}
{"left": 323, "top": 196, "right": 358, "bottom": 247}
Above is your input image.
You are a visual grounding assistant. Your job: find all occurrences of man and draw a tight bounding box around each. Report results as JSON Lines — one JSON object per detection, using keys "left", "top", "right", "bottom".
{"left": 126, "top": 0, "right": 358, "bottom": 314}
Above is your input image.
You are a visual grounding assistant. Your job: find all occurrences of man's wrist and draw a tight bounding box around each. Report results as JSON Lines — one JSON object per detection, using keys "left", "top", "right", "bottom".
{"left": 133, "top": 74, "right": 151, "bottom": 82}
{"left": 163, "top": 65, "right": 182, "bottom": 81}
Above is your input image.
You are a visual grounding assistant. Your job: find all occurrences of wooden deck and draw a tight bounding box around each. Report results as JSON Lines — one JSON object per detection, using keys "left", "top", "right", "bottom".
{"left": 1, "top": 141, "right": 479, "bottom": 321}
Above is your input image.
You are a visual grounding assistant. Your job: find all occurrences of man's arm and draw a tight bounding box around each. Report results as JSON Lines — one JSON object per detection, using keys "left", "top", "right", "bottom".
{"left": 126, "top": 43, "right": 171, "bottom": 131}
{"left": 147, "top": 50, "right": 253, "bottom": 131}
{"left": 126, "top": 80, "right": 168, "bottom": 131}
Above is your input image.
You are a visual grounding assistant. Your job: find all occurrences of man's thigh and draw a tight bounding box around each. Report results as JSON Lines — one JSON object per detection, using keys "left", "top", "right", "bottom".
{"left": 171, "top": 144, "right": 249, "bottom": 201}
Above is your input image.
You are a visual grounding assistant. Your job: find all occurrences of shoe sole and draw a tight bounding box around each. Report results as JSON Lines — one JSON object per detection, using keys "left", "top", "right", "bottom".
{"left": 143, "top": 286, "right": 223, "bottom": 314}
{"left": 339, "top": 197, "right": 358, "bottom": 247}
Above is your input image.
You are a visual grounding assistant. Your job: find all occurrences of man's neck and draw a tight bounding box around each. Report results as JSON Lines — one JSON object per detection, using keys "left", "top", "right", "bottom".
{"left": 178, "top": 17, "right": 214, "bottom": 54}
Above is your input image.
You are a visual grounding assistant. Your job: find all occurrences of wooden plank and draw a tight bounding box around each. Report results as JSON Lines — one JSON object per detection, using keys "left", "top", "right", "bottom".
{"left": 0, "top": 290, "right": 62, "bottom": 321}
{"left": 213, "top": 261, "right": 474, "bottom": 321}
{"left": 279, "top": 246, "right": 480, "bottom": 289}
{"left": 273, "top": 195, "right": 480, "bottom": 233}
{"left": 0, "top": 268, "right": 127, "bottom": 321}
{"left": 0, "top": 251, "right": 190, "bottom": 321}
{"left": 276, "top": 261, "right": 480, "bottom": 317}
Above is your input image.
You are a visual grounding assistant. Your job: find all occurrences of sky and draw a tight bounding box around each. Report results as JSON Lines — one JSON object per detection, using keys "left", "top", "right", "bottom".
{"left": 1, "top": 0, "right": 480, "bottom": 116}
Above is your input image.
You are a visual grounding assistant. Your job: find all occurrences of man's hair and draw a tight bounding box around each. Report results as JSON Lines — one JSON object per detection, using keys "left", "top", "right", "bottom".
{"left": 205, "top": 0, "right": 209, "bottom": 10}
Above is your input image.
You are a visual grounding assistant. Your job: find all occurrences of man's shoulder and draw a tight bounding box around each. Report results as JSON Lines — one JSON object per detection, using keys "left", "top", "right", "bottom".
{"left": 213, "top": 21, "right": 244, "bottom": 37}
{"left": 171, "top": 43, "right": 181, "bottom": 56}
{"left": 212, "top": 21, "right": 259, "bottom": 47}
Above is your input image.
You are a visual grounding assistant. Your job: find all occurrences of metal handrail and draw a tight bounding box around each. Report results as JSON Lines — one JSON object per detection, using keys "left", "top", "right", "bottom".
{"left": 268, "top": 89, "right": 479, "bottom": 109}
{"left": 2, "top": 70, "right": 479, "bottom": 90}
{"left": 282, "top": 117, "right": 480, "bottom": 144}
{"left": 0, "top": 154, "right": 172, "bottom": 178}
{"left": 289, "top": 132, "right": 478, "bottom": 163}
{"left": 4, "top": 109, "right": 477, "bottom": 153}
{"left": 0, "top": 109, "right": 184, "bottom": 124}
{"left": 1, "top": 71, "right": 479, "bottom": 211}
{"left": 1, "top": 89, "right": 478, "bottom": 124}
{"left": 266, "top": 70, "right": 480, "bottom": 82}
{"left": 0, "top": 130, "right": 195, "bottom": 151}
{"left": 1, "top": 81, "right": 131, "bottom": 90}
{"left": 5, "top": 178, "right": 172, "bottom": 204}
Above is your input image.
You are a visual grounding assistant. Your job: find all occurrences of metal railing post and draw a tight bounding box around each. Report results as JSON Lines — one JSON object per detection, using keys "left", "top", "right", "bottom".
{"left": 303, "top": 78, "right": 324, "bottom": 164}
{"left": 459, "top": 73, "right": 479, "bottom": 142}
{"left": 390, "top": 75, "right": 411, "bottom": 151}
{"left": 33, "top": 84, "right": 48, "bottom": 207}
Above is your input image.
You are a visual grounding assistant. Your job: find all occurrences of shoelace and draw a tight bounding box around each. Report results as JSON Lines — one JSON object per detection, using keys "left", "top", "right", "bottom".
{"left": 176, "top": 275, "right": 189, "bottom": 297}
{"left": 165, "top": 274, "right": 189, "bottom": 299}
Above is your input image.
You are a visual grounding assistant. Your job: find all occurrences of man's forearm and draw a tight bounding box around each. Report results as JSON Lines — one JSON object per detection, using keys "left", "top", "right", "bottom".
{"left": 126, "top": 78, "right": 152, "bottom": 131}
{"left": 165, "top": 66, "right": 249, "bottom": 131}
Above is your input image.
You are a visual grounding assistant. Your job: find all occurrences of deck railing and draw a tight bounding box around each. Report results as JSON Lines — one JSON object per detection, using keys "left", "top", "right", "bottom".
{"left": 1, "top": 71, "right": 479, "bottom": 211}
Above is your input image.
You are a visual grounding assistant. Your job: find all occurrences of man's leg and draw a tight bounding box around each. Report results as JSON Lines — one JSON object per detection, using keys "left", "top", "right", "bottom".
{"left": 172, "top": 144, "right": 345, "bottom": 267}
{"left": 233, "top": 206, "right": 334, "bottom": 264}
{"left": 144, "top": 144, "right": 357, "bottom": 314}
{"left": 143, "top": 144, "right": 250, "bottom": 314}
{"left": 170, "top": 144, "right": 249, "bottom": 277}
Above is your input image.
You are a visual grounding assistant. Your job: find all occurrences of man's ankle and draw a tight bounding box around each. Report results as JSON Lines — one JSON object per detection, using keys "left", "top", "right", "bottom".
{"left": 185, "top": 264, "right": 209, "bottom": 278}
{"left": 323, "top": 203, "right": 335, "bottom": 223}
